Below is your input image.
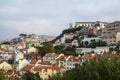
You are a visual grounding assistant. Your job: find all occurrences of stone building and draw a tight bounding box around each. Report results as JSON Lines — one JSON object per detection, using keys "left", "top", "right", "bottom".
{"left": 75, "top": 21, "right": 107, "bottom": 36}
{"left": 101, "top": 21, "right": 120, "bottom": 45}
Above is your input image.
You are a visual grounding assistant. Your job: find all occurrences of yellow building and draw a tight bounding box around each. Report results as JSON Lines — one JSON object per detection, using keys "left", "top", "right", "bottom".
{"left": 25, "top": 38, "right": 31, "bottom": 43}
{"left": 0, "top": 61, "right": 12, "bottom": 71}
{"left": 34, "top": 66, "right": 59, "bottom": 80}
{"left": 0, "top": 44, "right": 7, "bottom": 49}
{"left": 27, "top": 47, "right": 38, "bottom": 54}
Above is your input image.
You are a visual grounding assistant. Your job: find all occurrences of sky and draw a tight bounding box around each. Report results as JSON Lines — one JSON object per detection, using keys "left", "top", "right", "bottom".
{"left": 0, "top": 0, "right": 120, "bottom": 40}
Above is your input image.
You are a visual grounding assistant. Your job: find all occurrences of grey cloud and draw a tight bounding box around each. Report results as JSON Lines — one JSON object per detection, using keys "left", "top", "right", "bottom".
{"left": 0, "top": 0, "right": 120, "bottom": 40}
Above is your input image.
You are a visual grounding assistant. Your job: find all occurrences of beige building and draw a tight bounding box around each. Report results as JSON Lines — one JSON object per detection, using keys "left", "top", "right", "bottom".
{"left": 116, "top": 32, "right": 120, "bottom": 42}
{"left": 101, "top": 21, "right": 120, "bottom": 45}
{"left": 75, "top": 21, "right": 107, "bottom": 36}
{"left": 75, "top": 21, "right": 107, "bottom": 27}
{"left": 27, "top": 47, "right": 38, "bottom": 54}
{"left": 0, "top": 60, "right": 12, "bottom": 71}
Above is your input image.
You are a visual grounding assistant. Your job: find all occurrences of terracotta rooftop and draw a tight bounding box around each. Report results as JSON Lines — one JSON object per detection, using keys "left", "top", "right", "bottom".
{"left": 92, "top": 54, "right": 101, "bottom": 59}
{"left": 41, "top": 61, "right": 51, "bottom": 65}
{"left": 52, "top": 65, "right": 60, "bottom": 71}
{"left": 30, "top": 59, "right": 37, "bottom": 64}
{"left": 67, "top": 56, "right": 81, "bottom": 62}
{"left": 52, "top": 53, "right": 60, "bottom": 57}
{"left": 57, "top": 55, "right": 65, "bottom": 61}
{"left": 82, "top": 53, "right": 92, "bottom": 59}
{"left": 102, "top": 52, "right": 113, "bottom": 57}
{"left": 34, "top": 67, "right": 42, "bottom": 72}
{"left": 45, "top": 53, "right": 60, "bottom": 58}
{"left": 22, "top": 65, "right": 33, "bottom": 71}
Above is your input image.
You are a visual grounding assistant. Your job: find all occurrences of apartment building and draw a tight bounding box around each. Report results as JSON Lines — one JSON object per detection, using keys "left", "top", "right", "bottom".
{"left": 75, "top": 21, "right": 107, "bottom": 36}
{"left": 101, "top": 21, "right": 120, "bottom": 45}
{"left": 42, "top": 53, "right": 82, "bottom": 70}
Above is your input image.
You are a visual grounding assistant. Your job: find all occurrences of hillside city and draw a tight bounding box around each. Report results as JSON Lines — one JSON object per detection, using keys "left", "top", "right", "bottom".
{"left": 0, "top": 21, "right": 120, "bottom": 80}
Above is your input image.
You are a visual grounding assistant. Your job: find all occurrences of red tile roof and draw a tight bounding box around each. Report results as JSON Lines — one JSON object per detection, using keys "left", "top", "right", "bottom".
{"left": 41, "top": 61, "right": 51, "bottom": 65}
{"left": 102, "top": 52, "right": 113, "bottom": 57}
{"left": 34, "top": 67, "right": 42, "bottom": 72}
{"left": 92, "top": 54, "right": 101, "bottom": 59}
{"left": 30, "top": 59, "right": 37, "bottom": 64}
{"left": 22, "top": 65, "right": 33, "bottom": 71}
{"left": 52, "top": 66, "right": 60, "bottom": 71}
{"left": 52, "top": 63, "right": 60, "bottom": 71}
{"left": 57, "top": 55, "right": 65, "bottom": 61}
{"left": 45, "top": 53, "right": 59, "bottom": 58}
{"left": 82, "top": 53, "right": 92, "bottom": 59}
{"left": 67, "top": 56, "right": 81, "bottom": 62}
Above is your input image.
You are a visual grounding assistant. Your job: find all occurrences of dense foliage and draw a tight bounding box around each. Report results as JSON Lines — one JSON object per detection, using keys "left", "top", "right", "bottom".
{"left": 63, "top": 26, "right": 83, "bottom": 34}
{"left": 79, "top": 40, "right": 107, "bottom": 48}
{"left": 19, "top": 33, "right": 27, "bottom": 37}
{"left": 37, "top": 42, "right": 55, "bottom": 57}
{"left": 55, "top": 45, "right": 77, "bottom": 56}
{"left": 22, "top": 71, "right": 42, "bottom": 80}
{"left": 47, "top": 58, "right": 120, "bottom": 80}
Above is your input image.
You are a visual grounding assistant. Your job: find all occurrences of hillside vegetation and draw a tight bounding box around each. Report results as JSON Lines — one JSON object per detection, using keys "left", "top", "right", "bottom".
{"left": 47, "top": 58, "right": 120, "bottom": 80}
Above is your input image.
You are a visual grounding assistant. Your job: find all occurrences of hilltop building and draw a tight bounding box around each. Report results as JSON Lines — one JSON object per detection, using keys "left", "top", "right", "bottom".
{"left": 101, "top": 21, "right": 120, "bottom": 45}
{"left": 75, "top": 21, "right": 107, "bottom": 36}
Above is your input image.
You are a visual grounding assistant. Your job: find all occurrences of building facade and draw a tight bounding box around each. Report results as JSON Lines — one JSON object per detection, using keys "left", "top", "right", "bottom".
{"left": 101, "top": 21, "right": 120, "bottom": 45}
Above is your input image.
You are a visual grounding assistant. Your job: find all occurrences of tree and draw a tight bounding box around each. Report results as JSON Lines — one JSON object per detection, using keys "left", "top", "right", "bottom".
{"left": 37, "top": 42, "right": 55, "bottom": 57}
{"left": 98, "top": 40, "right": 107, "bottom": 47}
{"left": 61, "top": 46, "right": 77, "bottom": 56}
{"left": 19, "top": 33, "right": 27, "bottom": 37}
{"left": 47, "top": 58, "right": 120, "bottom": 80}
{"left": 54, "top": 45, "right": 64, "bottom": 53}
{"left": 79, "top": 41, "right": 84, "bottom": 47}
{"left": 84, "top": 41, "right": 89, "bottom": 47}
{"left": 22, "top": 71, "right": 41, "bottom": 80}
{"left": 89, "top": 40, "right": 98, "bottom": 48}
{"left": 65, "top": 39, "right": 72, "bottom": 43}
{"left": 34, "top": 72, "right": 42, "bottom": 80}
{"left": 42, "top": 43, "right": 55, "bottom": 55}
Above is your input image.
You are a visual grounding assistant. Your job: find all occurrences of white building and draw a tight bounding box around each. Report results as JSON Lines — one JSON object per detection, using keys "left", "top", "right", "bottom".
{"left": 82, "top": 36, "right": 102, "bottom": 44}
{"left": 76, "top": 47, "right": 109, "bottom": 54}
{"left": 43, "top": 53, "right": 82, "bottom": 70}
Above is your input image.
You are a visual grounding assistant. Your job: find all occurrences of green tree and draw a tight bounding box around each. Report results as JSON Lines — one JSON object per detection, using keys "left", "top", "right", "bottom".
{"left": 98, "top": 40, "right": 107, "bottom": 47}
{"left": 89, "top": 40, "right": 98, "bottom": 48}
{"left": 43, "top": 42, "right": 55, "bottom": 54}
{"left": 22, "top": 71, "right": 41, "bottom": 80}
{"left": 84, "top": 41, "right": 89, "bottom": 47}
{"left": 47, "top": 58, "right": 120, "bottom": 80}
{"left": 19, "top": 33, "right": 27, "bottom": 37}
{"left": 79, "top": 41, "right": 84, "bottom": 47}
{"left": 61, "top": 46, "right": 76, "bottom": 56}
{"left": 65, "top": 39, "right": 72, "bottom": 43}
{"left": 54, "top": 45, "right": 64, "bottom": 53}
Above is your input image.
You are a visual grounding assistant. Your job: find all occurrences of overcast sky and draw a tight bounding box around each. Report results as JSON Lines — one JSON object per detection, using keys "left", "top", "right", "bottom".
{"left": 0, "top": 0, "right": 120, "bottom": 40}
